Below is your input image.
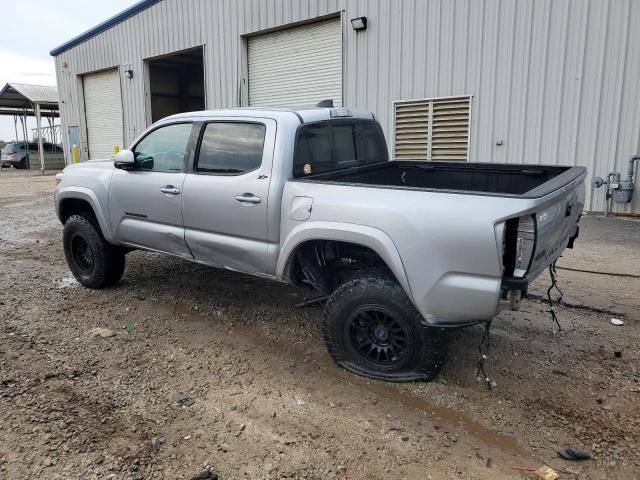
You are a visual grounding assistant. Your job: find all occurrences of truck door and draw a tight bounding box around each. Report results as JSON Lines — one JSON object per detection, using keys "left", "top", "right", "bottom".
{"left": 182, "top": 119, "right": 275, "bottom": 275}
{"left": 108, "top": 122, "right": 194, "bottom": 257}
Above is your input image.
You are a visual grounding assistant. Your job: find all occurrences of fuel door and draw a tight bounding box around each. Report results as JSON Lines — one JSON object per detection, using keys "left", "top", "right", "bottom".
{"left": 290, "top": 196, "right": 313, "bottom": 221}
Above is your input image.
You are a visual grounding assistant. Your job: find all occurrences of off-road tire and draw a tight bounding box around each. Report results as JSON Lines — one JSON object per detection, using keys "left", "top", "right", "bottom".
{"left": 63, "top": 214, "right": 125, "bottom": 289}
{"left": 324, "top": 270, "right": 447, "bottom": 382}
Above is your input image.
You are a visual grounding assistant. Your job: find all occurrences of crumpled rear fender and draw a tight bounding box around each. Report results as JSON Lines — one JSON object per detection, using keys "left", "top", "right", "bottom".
{"left": 276, "top": 221, "right": 414, "bottom": 302}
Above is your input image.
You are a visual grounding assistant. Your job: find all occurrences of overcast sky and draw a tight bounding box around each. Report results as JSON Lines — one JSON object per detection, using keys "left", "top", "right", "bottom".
{"left": 0, "top": 0, "right": 136, "bottom": 142}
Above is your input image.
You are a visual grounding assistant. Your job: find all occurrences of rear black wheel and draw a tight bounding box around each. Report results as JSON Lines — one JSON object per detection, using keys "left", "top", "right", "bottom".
{"left": 324, "top": 270, "right": 447, "bottom": 382}
{"left": 63, "top": 214, "right": 125, "bottom": 288}
{"left": 345, "top": 304, "right": 415, "bottom": 372}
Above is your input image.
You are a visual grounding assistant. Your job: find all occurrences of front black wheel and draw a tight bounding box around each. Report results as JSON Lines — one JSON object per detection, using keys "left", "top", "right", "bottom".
{"left": 63, "top": 214, "right": 125, "bottom": 288}
{"left": 324, "top": 271, "right": 447, "bottom": 382}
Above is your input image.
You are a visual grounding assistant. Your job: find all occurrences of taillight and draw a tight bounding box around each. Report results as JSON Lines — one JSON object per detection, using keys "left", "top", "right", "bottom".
{"left": 503, "top": 215, "right": 536, "bottom": 278}
{"left": 513, "top": 216, "right": 536, "bottom": 277}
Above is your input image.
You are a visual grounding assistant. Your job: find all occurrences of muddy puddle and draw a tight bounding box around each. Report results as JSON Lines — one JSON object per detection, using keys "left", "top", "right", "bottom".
{"left": 140, "top": 299, "right": 526, "bottom": 457}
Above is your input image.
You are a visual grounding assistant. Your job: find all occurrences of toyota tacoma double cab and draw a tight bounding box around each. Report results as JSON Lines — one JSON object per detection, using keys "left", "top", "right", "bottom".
{"left": 55, "top": 107, "right": 585, "bottom": 382}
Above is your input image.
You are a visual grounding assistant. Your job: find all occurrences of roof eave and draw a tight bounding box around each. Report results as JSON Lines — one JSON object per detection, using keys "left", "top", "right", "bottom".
{"left": 50, "top": 0, "right": 161, "bottom": 57}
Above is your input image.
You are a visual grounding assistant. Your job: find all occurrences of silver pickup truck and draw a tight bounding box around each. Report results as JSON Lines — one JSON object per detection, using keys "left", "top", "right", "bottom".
{"left": 55, "top": 108, "right": 585, "bottom": 381}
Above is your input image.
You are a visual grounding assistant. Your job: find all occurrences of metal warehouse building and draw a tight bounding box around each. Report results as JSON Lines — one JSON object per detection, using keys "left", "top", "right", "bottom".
{"left": 51, "top": 0, "right": 640, "bottom": 214}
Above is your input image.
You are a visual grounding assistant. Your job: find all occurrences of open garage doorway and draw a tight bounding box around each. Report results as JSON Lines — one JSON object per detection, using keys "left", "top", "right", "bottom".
{"left": 146, "top": 47, "right": 205, "bottom": 123}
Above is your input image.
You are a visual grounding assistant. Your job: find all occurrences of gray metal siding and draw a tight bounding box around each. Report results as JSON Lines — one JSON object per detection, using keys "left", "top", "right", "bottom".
{"left": 55, "top": 0, "right": 640, "bottom": 214}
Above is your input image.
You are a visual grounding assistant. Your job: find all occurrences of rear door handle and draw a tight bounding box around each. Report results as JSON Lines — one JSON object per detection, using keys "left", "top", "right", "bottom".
{"left": 235, "top": 193, "right": 261, "bottom": 204}
{"left": 160, "top": 185, "right": 181, "bottom": 195}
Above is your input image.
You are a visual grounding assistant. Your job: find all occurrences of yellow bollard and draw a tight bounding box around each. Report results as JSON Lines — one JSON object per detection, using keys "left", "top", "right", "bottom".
{"left": 72, "top": 144, "right": 79, "bottom": 164}
{"left": 114, "top": 146, "right": 120, "bottom": 154}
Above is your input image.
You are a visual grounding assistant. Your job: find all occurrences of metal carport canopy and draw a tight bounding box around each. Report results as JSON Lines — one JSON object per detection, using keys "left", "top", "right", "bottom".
{"left": 0, "top": 83, "right": 59, "bottom": 114}
{"left": 0, "top": 83, "right": 59, "bottom": 172}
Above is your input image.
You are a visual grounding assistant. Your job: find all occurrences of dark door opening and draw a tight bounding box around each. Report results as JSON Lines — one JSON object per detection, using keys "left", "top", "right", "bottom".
{"left": 147, "top": 47, "right": 205, "bottom": 123}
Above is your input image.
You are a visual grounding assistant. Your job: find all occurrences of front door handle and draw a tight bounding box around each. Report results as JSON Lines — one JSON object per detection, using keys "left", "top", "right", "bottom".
{"left": 160, "top": 185, "right": 181, "bottom": 195}
{"left": 235, "top": 193, "right": 261, "bottom": 204}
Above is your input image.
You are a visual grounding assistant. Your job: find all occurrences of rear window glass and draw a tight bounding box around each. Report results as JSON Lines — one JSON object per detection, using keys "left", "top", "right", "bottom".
{"left": 293, "top": 119, "right": 388, "bottom": 177}
{"left": 5, "top": 143, "right": 24, "bottom": 151}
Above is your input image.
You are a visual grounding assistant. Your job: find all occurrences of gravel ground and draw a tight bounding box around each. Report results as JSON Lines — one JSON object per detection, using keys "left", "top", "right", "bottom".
{"left": 1, "top": 170, "right": 638, "bottom": 480}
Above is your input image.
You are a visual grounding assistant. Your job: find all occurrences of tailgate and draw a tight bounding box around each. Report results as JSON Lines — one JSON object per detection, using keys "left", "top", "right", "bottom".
{"left": 502, "top": 169, "right": 586, "bottom": 289}
{"left": 527, "top": 180, "right": 585, "bottom": 278}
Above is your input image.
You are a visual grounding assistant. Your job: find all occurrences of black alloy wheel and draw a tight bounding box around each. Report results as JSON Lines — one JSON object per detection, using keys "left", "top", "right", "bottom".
{"left": 70, "top": 234, "right": 95, "bottom": 274}
{"left": 345, "top": 305, "right": 414, "bottom": 371}
{"left": 63, "top": 214, "right": 126, "bottom": 289}
{"left": 324, "top": 270, "right": 448, "bottom": 382}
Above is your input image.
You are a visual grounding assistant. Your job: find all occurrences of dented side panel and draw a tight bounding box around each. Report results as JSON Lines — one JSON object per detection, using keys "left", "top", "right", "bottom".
{"left": 280, "top": 169, "right": 586, "bottom": 325}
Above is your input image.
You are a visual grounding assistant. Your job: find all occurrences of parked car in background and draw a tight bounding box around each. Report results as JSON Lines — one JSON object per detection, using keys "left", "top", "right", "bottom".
{"left": 1, "top": 141, "right": 65, "bottom": 169}
{"left": 54, "top": 107, "right": 585, "bottom": 382}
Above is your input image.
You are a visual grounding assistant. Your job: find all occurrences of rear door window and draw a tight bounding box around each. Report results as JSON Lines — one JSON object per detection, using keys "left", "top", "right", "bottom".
{"left": 195, "top": 122, "right": 266, "bottom": 174}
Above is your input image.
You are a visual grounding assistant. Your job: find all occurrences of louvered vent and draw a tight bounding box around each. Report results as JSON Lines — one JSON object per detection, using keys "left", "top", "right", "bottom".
{"left": 393, "top": 96, "right": 471, "bottom": 161}
{"left": 394, "top": 100, "right": 429, "bottom": 160}
{"left": 431, "top": 97, "right": 470, "bottom": 161}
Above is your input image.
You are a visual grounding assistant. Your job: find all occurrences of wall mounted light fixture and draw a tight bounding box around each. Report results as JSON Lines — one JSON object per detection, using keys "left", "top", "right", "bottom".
{"left": 351, "top": 16, "right": 367, "bottom": 31}
{"left": 123, "top": 63, "right": 134, "bottom": 78}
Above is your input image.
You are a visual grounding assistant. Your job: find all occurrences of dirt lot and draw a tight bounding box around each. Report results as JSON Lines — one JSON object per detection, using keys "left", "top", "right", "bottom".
{"left": 1, "top": 170, "right": 638, "bottom": 480}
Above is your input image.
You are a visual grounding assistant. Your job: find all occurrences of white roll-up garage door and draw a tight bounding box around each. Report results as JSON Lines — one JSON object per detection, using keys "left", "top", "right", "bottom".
{"left": 248, "top": 18, "right": 342, "bottom": 107}
{"left": 83, "top": 69, "right": 124, "bottom": 159}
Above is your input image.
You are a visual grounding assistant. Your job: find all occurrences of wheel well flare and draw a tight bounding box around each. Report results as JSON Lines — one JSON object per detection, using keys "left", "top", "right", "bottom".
{"left": 285, "top": 240, "right": 398, "bottom": 294}
{"left": 59, "top": 198, "right": 97, "bottom": 224}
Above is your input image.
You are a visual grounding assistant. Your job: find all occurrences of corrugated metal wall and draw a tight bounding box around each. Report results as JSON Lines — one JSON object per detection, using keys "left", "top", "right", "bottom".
{"left": 54, "top": 0, "right": 640, "bottom": 214}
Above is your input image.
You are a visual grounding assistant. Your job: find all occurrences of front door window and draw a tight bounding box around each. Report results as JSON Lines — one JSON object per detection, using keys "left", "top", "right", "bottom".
{"left": 133, "top": 123, "right": 192, "bottom": 172}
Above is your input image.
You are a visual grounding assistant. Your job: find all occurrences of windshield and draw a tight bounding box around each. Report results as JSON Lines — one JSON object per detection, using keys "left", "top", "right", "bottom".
{"left": 293, "top": 119, "right": 388, "bottom": 177}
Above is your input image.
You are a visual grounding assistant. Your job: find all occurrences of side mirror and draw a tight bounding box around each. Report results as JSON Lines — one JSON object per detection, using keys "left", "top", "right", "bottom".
{"left": 114, "top": 149, "right": 134, "bottom": 169}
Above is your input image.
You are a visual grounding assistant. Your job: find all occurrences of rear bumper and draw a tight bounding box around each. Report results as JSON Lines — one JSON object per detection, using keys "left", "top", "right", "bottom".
{"left": 1, "top": 157, "right": 23, "bottom": 166}
{"left": 501, "top": 275, "right": 529, "bottom": 292}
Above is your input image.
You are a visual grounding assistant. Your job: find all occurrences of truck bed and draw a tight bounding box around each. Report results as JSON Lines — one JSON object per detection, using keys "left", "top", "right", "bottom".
{"left": 301, "top": 161, "right": 583, "bottom": 198}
